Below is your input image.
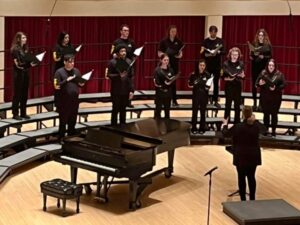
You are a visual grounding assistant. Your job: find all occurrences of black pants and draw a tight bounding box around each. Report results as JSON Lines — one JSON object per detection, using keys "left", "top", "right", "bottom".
{"left": 12, "top": 69, "right": 29, "bottom": 117}
{"left": 225, "top": 85, "right": 241, "bottom": 124}
{"left": 263, "top": 112, "right": 278, "bottom": 133}
{"left": 111, "top": 94, "right": 128, "bottom": 126}
{"left": 191, "top": 94, "right": 208, "bottom": 130}
{"left": 171, "top": 81, "right": 177, "bottom": 103}
{"left": 155, "top": 93, "right": 171, "bottom": 119}
{"left": 58, "top": 112, "right": 77, "bottom": 138}
{"left": 236, "top": 165, "right": 257, "bottom": 201}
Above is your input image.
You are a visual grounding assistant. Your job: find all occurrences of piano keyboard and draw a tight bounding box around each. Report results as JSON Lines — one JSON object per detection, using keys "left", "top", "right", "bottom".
{"left": 60, "top": 155, "right": 118, "bottom": 173}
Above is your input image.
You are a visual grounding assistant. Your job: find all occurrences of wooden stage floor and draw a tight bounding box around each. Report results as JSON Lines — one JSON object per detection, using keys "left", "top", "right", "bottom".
{"left": 1, "top": 145, "right": 300, "bottom": 225}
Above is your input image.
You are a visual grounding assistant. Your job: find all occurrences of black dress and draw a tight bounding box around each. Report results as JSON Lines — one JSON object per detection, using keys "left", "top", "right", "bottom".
{"left": 188, "top": 71, "right": 211, "bottom": 132}
{"left": 153, "top": 66, "right": 175, "bottom": 118}
{"left": 255, "top": 69, "right": 285, "bottom": 134}
{"left": 222, "top": 60, "right": 244, "bottom": 124}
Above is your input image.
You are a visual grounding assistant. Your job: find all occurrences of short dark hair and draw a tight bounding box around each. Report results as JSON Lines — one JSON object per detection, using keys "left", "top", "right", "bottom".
{"left": 64, "top": 54, "right": 74, "bottom": 62}
{"left": 120, "top": 24, "right": 129, "bottom": 31}
{"left": 115, "top": 44, "right": 127, "bottom": 53}
{"left": 209, "top": 25, "right": 218, "bottom": 33}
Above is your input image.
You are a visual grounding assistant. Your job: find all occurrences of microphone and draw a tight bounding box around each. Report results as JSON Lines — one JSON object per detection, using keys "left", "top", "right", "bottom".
{"left": 204, "top": 166, "right": 218, "bottom": 176}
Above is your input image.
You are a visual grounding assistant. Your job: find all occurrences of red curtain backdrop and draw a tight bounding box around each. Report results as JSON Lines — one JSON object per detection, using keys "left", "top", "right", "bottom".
{"left": 4, "top": 16, "right": 205, "bottom": 102}
{"left": 222, "top": 16, "right": 300, "bottom": 95}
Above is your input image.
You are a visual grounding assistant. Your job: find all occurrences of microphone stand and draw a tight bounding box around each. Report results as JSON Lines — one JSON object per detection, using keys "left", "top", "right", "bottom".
{"left": 204, "top": 166, "right": 218, "bottom": 225}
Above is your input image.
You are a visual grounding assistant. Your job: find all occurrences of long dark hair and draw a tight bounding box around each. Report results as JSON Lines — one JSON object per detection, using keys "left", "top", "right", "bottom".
{"left": 10, "top": 31, "right": 28, "bottom": 53}
{"left": 166, "top": 25, "right": 178, "bottom": 38}
{"left": 265, "top": 58, "right": 277, "bottom": 74}
{"left": 57, "top": 31, "right": 71, "bottom": 46}
{"left": 253, "top": 28, "right": 271, "bottom": 46}
{"left": 158, "top": 53, "right": 169, "bottom": 67}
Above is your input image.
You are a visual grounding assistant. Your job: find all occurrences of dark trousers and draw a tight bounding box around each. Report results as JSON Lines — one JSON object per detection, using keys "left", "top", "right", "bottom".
{"left": 263, "top": 112, "right": 278, "bottom": 133}
{"left": 155, "top": 94, "right": 171, "bottom": 119}
{"left": 251, "top": 73, "right": 259, "bottom": 107}
{"left": 236, "top": 165, "right": 257, "bottom": 201}
{"left": 58, "top": 112, "right": 77, "bottom": 138}
{"left": 225, "top": 86, "right": 241, "bottom": 124}
{"left": 111, "top": 94, "right": 128, "bottom": 126}
{"left": 191, "top": 95, "right": 208, "bottom": 130}
{"left": 12, "top": 69, "right": 29, "bottom": 117}
{"left": 171, "top": 81, "right": 177, "bottom": 103}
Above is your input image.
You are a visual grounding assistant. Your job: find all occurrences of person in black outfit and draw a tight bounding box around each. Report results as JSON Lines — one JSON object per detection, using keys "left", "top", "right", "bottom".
{"left": 107, "top": 44, "right": 134, "bottom": 126}
{"left": 224, "top": 106, "right": 265, "bottom": 201}
{"left": 249, "top": 29, "right": 272, "bottom": 110}
{"left": 54, "top": 55, "right": 84, "bottom": 139}
{"left": 222, "top": 47, "right": 245, "bottom": 127}
{"left": 188, "top": 59, "right": 211, "bottom": 134}
{"left": 255, "top": 59, "right": 285, "bottom": 136}
{"left": 53, "top": 32, "right": 76, "bottom": 109}
{"left": 111, "top": 24, "right": 136, "bottom": 108}
{"left": 10, "top": 31, "right": 37, "bottom": 120}
{"left": 158, "top": 25, "right": 184, "bottom": 107}
{"left": 53, "top": 31, "right": 76, "bottom": 73}
{"left": 200, "top": 25, "right": 225, "bottom": 108}
{"left": 153, "top": 54, "right": 176, "bottom": 118}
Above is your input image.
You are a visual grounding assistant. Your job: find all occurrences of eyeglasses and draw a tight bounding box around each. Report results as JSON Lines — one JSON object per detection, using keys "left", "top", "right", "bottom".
{"left": 122, "top": 29, "right": 129, "bottom": 32}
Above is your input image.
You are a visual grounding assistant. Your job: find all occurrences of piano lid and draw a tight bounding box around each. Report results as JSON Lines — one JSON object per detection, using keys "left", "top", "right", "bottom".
{"left": 100, "top": 118, "right": 190, "bottom": 143}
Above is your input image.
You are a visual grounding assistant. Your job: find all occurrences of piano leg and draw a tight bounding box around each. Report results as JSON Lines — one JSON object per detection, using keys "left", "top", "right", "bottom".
{"left": 165, "top": 149, "right": 175, "bottom": 178}
{"left": 129, "top": 180, "right": 141, "bottom": 211}
{"left": 95, "top": 174, "right": 109, "bottom": 203}
{"left": 70, "top": 166, "right": 78, "bottom": 183}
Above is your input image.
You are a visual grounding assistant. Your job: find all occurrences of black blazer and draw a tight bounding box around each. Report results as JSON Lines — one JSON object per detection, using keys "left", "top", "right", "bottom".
{"left": 224, "top": 120, "right": 266, "bottom": 167}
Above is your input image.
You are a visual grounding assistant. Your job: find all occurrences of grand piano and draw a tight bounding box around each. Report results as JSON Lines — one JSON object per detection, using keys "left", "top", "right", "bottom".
{"left": 54, "top": 118, "right": 190, "bottom": 210}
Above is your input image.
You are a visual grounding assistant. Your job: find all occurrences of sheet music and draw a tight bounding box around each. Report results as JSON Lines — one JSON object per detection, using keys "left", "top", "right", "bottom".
{"left": 75, "top": 44, "right": 82, "bottom": 52}
{"left": 35, "top": 51, "right": 46, "bottom": 62}
{"left": 133, "top": 46, "right": 144, "bottom": 56}
{"left": 206, "top": 75, "right": 214, "bottom": 87}
{"left": 81, "top": 70, "right": 93, "bottom": 81}
{"left": 247, "top": 41, "right": 262, "bottom": 52}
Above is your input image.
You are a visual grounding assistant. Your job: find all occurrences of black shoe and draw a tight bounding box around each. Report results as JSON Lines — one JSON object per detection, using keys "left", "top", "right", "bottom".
{"left": 271, "top": 132, "right": 276, "bottom": 137}
{"left": 13, "top": 115, "right": 22, "bottom": 120}
{"left": 172, "top": 101, "right": 179, "bottom": 107}
{"left": 214, "top": 102, "right": 221, "bottom": 108}
{"left": 127, "top": 103, "right": 134, "bottom": 108}
{"left": 191, "top": 129, "right": 198, "bottom": 134}
{"left": 21, "top": 115, "right": 31, "bottom": 119}
{"left": 252, "top": 105, "right": 257, "bottom": 111}
{"left": 257, "top": 105, "right": 262, "bottom": 112}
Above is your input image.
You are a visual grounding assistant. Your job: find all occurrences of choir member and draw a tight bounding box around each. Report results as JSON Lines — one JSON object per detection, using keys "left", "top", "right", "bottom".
{"left": 53, "top": 31, "right": 76, "bottom": 73}
{"left": 200, "top": 25, "right": 225, "bottom": 108}
{"left": 153, "top": 54, "right": 177, "bottom": 118}
{"left": 107, "top": 44, "right": 134, "bottom": 126}
{"left": 249, "top": 28, "right": 272, "bottom": 110}
{"left": 158, "top": 25, "right": 184, "bottom": 107}
{"left": 255, "top": 59, "right": 285, "bottom": 136}
{"left": 222, "top": 47, "right": 245, "bottom": 127}
{"left": 188, "top": 59, "right": 211, "bottom": 134}
{"left": 110, "top": 24, "right": 136, "bottom": 108}
{"left": 10, "top": 31, "right": 37, "bottom": 120}
{"left": 54, "top": 54, "right": 84, "bottom": 140}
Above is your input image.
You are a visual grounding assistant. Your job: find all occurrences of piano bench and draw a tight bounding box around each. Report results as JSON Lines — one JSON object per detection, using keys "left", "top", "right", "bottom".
{"left": 40, "top": 178, "right": 83, "bottom": 217}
